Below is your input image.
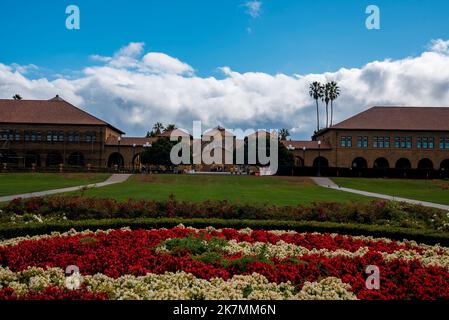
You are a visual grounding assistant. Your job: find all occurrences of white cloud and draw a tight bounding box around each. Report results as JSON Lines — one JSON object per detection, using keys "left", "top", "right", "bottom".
{"left": 244, "top": 1, "right": 262, "bottom": 18}
{"left": 429, "top": 39, "right": 449, "bottom": 54}
{"left": 142, "top": 52, "right": 194, "bottom": 75}
{"left": 1, "top": 40, "right": 449, "bottom": 139}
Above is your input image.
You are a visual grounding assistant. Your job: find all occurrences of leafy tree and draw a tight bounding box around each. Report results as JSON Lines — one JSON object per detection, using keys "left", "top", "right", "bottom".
{"left": 12, "top": 94, "right": 22, "bottom": 100}
{"left": 328, "top": 81, "right": 340, "bottom": 127}
{"left": 309, "top": 82, "right": 324, "bottom": 132}
{"left": 140, "top": 137, "right": 177, "bottom": 166}
{"left": 279, "top": 128, "right": 290, "bottom": 141}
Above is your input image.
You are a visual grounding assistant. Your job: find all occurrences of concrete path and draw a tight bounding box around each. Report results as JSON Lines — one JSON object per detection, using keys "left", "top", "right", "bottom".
{"left": 311, "top": 177, "right": 449, "bottom": 211}
{"left": 0, "top": 174, "right": 132, "bottom": 203}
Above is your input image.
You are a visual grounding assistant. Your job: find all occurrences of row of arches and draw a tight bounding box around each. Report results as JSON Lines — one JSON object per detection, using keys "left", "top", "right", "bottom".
{"left": 0, "top": 151, "right": 85, "bottom": 167}
{"left": 294, "top": 156, "right": 449, "bottom": 170}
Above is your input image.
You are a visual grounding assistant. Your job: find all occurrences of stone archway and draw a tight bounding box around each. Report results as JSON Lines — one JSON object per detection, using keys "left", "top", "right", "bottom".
{"left": 25, "top": 152, "right": 41, "bottom": 167}
{"left": 418, "top": 158, "right": 433, "bottom": 170}
{"left": 395, "top": 158, "right": 412, "bottom": 169}
{"left": 46, "top": 152, "right": 63, "bottom": 167}
{"left": 68, "top": 152, "right": 85, "bottom": 166}
{"left": 351, "top": 157, "right": 368, "bottom": 169}
{"left": 373, "top": 157, "right": 389, "bottom": 169}
{"left": 294, "top": 156, "right": 304, "bottom": 167}
{"left": 108, "top": 152, "right": 124, "bottom": 168}
{"left": 313, "top": 156, "right": 329, "bottom": 168}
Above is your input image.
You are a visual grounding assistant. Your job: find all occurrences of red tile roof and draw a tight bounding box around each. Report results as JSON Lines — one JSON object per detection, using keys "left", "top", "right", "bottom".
{"left": 281, "top": 140, "right": 331, "bottom": 150}
{"left": 0, "top": 96, "right": 124, "bottom": 134}
{"left": 157, "top": 128, "right": 192, "bottom": 138}
{"left": 330, "top": 106, "right": 449, "bottom": 131}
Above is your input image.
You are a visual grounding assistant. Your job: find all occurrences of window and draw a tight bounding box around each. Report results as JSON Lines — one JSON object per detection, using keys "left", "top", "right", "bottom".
{"left": 47, "top": 131, "right": 64, "bottom": 142}
{"left": 418, "top": 136, "right": 435, "bottom": 149}
{"left": 357, "top": 136, "right": 368, "bottom": 148}
{"left": 373, "top": 136, "right": 390, "bottom": 148}
{"left": 440, "top": 137, "right": 449, "bottom": 149}
{"left": 340, "top": 136, "right": 352, "bottom": 148}
{"left": 0, "top": 130, "right": 18, "bottom": 141}
{"left": 395, "top": 136, "right": 412, "bottom": 149}
{"left": 68, "top": 132, "right": 80, "bottom": 142}
{"left": 85, "top": 132, "right": 97, "bottom": 143}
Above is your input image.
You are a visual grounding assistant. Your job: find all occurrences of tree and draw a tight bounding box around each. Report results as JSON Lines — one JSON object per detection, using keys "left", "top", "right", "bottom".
{"left": 328, "top": 81, "right": 340, "bottom": 127}
{"left": 278, "top": 141, "right": 295, "bottom": 166}
{"left": 140, "top": 137, "right": 176, "bottom": 167}
{"left": 152, "top": 122, "right": 164, "bottom": 135}
{"left": 323, "top": 83, "right": 332, "bottom": 128}
{"left": 164, "top": 124, "right": 176, "bottom": 132}
{"left": 279, "top": 128, "right": 290, "bottom": 141}
{"left": 12, "top": 94, "right": 22, "bottom": 100}
{"left": 309, "top": 82, "right": 324, "bottom": 132}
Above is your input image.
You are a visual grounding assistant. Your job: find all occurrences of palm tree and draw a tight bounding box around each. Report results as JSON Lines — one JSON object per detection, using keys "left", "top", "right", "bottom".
{"left": 164, "top": 124, "right": 176, "bottom": 132}
{"left": 328, "top": 81, "right": 340, "bottom": 127}
{"left": 309, "top": 82, "right": 324, "bottom": 132}
{"left": 323, "top": 83, "right": 331, "bottom": 128}
{"left": 152, "top": 122, "right": 164, "bottom": 135}
{"left": 279, "top": 128, "right": 290, "bottom": 141}
{"left": 12, "top": 94, "right": 22, "bottom": 100}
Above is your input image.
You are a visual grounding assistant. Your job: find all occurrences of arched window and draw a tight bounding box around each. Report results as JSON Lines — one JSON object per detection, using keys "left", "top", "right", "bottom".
{"left": 417, "top": 158, "right": 434, "bottom": 170}
{"left": 373, "top": 157, "right": 389, "bottom": 169}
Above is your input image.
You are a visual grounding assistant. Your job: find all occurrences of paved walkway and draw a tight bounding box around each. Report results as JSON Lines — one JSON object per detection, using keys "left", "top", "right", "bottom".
{"left": 0, "top": 174, "right": 132, "bottom": 203}
{"left": 311, "top": 177, "right": 449, "bottom": 211}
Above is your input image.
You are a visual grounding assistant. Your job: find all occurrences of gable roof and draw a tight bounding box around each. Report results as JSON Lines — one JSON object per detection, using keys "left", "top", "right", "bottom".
{"left": 0, "top": 96, "right": 125, "bottom": 134}
{"left": 329, "top": 106, "right": 449, "bottom": 131}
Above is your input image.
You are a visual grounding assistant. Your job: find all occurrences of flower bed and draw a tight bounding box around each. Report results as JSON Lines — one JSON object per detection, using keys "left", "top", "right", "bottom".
{"left": 1, "top": 226, "right": 449, "bottom": 300}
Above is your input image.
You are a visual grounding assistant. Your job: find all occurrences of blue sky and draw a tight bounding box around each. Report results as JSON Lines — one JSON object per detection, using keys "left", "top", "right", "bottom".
{"left": 1, "top": 1, "right": 449, "bottom": 138}
{"left": 1, "top": 0, "right": 448, "bottom": 76}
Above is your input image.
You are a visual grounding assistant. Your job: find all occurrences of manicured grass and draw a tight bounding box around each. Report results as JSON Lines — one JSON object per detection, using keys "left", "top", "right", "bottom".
{"left": 333, "top": 177, "right": 449, "bottom": 205}
{"left": 73, "top": 174, "right": 370, "bottom": 206}
{"left": 0, "top": 173, "right": 110, "bottom": 197}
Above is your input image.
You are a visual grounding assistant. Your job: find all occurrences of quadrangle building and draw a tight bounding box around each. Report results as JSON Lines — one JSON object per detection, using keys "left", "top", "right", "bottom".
{"left": 1, "top": 96, "right": 449, "bottom": 172}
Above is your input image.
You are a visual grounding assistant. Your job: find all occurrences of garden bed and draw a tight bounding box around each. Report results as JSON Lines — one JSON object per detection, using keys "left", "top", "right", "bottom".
{"left": 1, "top": 226, "right": 449, "bottom": 300}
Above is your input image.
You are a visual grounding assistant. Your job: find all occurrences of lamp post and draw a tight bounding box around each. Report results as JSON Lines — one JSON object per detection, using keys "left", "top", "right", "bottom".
{"left": 317, "top": 140, "right": 322, "bottom": 177}
{"left": 117, "top": 136, "right": 121, "bottom": 169}
{"left": 132, "top": 143, "right": 136, "bottom": 173}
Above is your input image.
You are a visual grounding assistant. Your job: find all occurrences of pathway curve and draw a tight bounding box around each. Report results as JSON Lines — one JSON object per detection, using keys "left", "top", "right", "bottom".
{"left": 0, "top": 174, "right": 132, "bottom": 203}
{"left": 311, "top": 177, "right": 449, "bottom": 211}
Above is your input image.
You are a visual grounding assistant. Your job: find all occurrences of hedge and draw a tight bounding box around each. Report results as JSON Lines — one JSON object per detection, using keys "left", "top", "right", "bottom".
{"left": 1, "top": 218, "right": 449, "bottom": 245}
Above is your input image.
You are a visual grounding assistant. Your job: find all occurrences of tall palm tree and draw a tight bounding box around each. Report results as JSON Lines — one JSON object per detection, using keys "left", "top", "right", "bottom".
{"left": 323, "top": 83, "right": 331, "bottom": 128}
{"left": 152, "top": 122, "right": 164, "bottom": 135}
{"left": 328, "top": 81, "right": 340, "bottom": 127}
{"left": 164, "top": 124, "right": 176, "bottom": 132}
{"left": 279, "top": 128, "right": 290, "bottom": 141}
{"left": 309, "top": 82, "right": 324, "bottom": 132}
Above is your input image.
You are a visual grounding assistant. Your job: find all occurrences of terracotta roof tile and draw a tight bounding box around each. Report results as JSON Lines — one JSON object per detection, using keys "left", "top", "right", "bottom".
{"left": 0, "top": 96, "right": 124, "bottom": 134}
{"left": 331, "top": 106, "right": 449, "bottom": 131}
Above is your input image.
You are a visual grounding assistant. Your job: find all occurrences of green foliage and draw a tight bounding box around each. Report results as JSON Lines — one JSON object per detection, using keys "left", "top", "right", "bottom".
{"left": 140, "top": 137, "right": 177, "bottom": 166}
{"left": 2, "top": 217, "right": 449, "bottom": 245}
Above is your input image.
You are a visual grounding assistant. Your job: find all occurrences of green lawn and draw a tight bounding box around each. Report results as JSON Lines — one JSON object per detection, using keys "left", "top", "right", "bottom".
{"left": 333, "top": 178, "right": 449, "bottom": 205}
{"left": 0, "top": 173, "right": 110, "bottom": 197}
{"left": 73, "top": 174, "right": 370, "bottom": 206}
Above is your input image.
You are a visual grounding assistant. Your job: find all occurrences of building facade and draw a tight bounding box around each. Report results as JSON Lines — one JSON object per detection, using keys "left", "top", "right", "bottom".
{"left": 283, "top": 107, "right": 449, "bottom": 171}
{"left": 1, "top": 97, "right": 449, "bottom": 172}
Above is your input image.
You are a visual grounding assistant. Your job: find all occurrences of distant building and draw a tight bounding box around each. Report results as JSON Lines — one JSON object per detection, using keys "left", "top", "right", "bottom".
{"left": 1, "top": 97, "right": 449, "bottom": 172}
{"left": 282, "top": 106, "right": 449, "bottom": 171}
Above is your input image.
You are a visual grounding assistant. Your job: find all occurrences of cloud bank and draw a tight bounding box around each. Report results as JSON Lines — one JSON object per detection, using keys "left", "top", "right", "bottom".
{"left": 1, "top": 41, "right": 449, "bottom": 138}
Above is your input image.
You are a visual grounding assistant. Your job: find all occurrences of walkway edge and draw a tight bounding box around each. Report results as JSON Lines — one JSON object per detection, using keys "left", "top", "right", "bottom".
{"left": 311, "top": 177, "right": 449, "bottom": 211}
{"left": 0, "top": 174, "right": 132, "bottom": 203}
